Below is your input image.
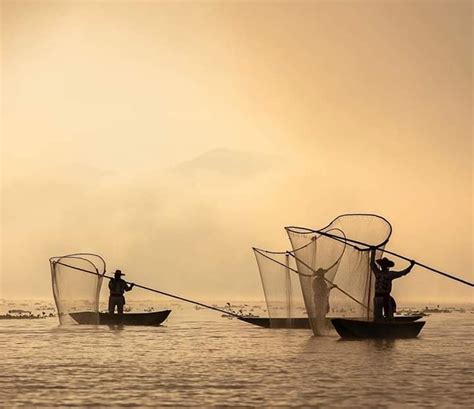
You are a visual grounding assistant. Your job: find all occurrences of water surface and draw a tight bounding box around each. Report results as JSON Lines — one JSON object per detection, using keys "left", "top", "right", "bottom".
{"left": 1, "top": 301, "right": 472, "bottom": 407}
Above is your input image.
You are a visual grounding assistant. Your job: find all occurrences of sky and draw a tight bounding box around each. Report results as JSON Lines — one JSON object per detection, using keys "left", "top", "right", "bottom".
{"left": 1, "top": 0, "right": 472, "bottom": 303}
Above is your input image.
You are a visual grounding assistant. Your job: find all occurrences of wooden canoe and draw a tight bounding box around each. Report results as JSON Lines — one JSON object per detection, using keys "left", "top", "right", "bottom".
{"left": 238, "top": 317, "right": 311, "bottom": 329}
{"left": 331, "top": 318, "right": 425, "bottom": 339}
{"left": 238, "top": 315, "right": 423, "bottom": 329}
{"left": 69, "top": 310, "right": 171, "bottom": 326}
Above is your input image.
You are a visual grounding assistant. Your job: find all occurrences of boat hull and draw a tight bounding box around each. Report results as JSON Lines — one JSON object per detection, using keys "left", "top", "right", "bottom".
{"left": 70, "top": 310, "right": 171, "bottom": 326}
{"left": 238, "top": 315, "right": 423, "bottom": 329}
{"left": 238, "top": 317, "right": 311, "bottom": 329}
{"left": 331, "top": 318, "right": 425, "bottom": 339}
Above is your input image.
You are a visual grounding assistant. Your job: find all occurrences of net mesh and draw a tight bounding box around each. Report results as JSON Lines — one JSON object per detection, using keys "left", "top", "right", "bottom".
{"left": 253, "top": 248, "right": 306, "bottom": 328}
{"left": 285, "top": 228, "right": 346, "bottom": 334}
{"left": 286, "top": 214, "right": 392, "bottom": 335}
{"left": 49, "top": 253, "right": 106, "bottom": 324}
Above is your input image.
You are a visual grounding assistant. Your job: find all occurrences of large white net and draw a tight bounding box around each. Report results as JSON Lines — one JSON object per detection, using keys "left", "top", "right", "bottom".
{"left": 284, "top": 228, "right": 347, "bottom": 334}
{"left": 253, "top": 248, "right": 306, "bottom": 328}
{"left": 49, "top": 253, "right": 106, "bottom": 324}
{"left": 286, "top": 214, "right": 392, "bottom": 335}
{"left": 253, "top": 214, "right": 392, "bottom": 335}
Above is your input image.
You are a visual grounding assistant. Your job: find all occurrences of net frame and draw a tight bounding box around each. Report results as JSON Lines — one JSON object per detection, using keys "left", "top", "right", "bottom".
{"left": 253, "top": 228, "right": 347, "bottom": 329}
{"left": 286, "top": 214, "right": 393, "bottom": 334}
{"left": 49, "top": 253, "right": 106, "bottom": 324}
{"left": 253, "top": 247, "right": 302, "bottom": 327}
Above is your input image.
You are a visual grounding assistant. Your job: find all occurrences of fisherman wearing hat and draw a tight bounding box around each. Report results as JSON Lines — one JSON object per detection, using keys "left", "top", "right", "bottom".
{"left": 311, "top": 257, "right": 339, "bottom": 318}
{"left": 370, "top": 249, "right": 415, "bottom": 320}
{"left": 108, "top": 270, "right": 134, "bottom": 314}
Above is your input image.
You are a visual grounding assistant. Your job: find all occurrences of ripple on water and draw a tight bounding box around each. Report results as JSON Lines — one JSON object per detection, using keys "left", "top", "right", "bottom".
{"left": 1, "top": 308, "right": 473, "bottom": 407}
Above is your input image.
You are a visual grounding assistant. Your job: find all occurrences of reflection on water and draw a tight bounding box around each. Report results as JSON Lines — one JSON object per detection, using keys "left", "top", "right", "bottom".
{"left": 1, "top": 301, "right": 473, "bottom": 407}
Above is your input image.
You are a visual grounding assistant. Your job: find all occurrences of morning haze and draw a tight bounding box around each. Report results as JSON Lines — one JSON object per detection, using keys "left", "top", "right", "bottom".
{"left": 1, "top": 1, "right": 472, "bottom": 303}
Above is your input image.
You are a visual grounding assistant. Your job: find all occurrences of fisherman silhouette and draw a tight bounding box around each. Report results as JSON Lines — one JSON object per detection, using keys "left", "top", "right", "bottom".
{"left": 108, "top": 270, "right": 134, "bottom": 314}
{"left": 370, "top": 248, "right": 415, "bottom": 320}
{"left": 311, "top": 258, "right": 339, "bottom": 327}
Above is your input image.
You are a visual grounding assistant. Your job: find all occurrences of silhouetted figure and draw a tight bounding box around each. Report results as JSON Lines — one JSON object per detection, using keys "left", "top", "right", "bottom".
{"left": 108, "top": 270, "right": 134, "bottom": 314}
{"left": 370, "top": 249, "right": 415, "bottom": 320}
{"left": 311, "top": 258, "right": 339, "bottom": 325}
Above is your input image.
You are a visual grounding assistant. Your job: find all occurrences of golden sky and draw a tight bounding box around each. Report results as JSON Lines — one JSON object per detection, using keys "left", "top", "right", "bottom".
{"left": 1, "top": 1, "right": 472, "bottom": 302}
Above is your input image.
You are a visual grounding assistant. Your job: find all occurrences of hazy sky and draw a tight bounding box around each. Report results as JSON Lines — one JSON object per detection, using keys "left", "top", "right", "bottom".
{"left": 1, "top": 1, "right": 472, "bottom": 303}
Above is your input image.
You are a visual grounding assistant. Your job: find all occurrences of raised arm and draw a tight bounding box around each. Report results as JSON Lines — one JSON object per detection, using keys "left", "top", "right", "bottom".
{"left": 370, "top": 248, "right": 381, "bottom": 274}
{"left": 125, "top": 282, "right": 135, "bottom": 292}
{"left": 390, "top": 260, "right": 416, "bottom": 280}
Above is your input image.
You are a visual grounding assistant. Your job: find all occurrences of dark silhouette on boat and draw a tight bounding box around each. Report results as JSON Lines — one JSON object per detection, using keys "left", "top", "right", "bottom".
{"left": 370, "top": 248, "right": 415, "bottom": 320}
{"left": 108, "top": 269, "right": 134, "bottom": 314}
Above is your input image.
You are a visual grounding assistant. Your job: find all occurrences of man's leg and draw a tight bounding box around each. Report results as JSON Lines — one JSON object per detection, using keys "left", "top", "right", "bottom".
{"left": 384, "top": 295, "right": 394, "bottom": 319}
{"left": 108, "top": 297, "right": 115, "bottom": 314}
{"left": 117, "top": 297, "right": 124, "bottom": 315}
{"left": 374, "top": 296, "right": 383, "bottom": 320}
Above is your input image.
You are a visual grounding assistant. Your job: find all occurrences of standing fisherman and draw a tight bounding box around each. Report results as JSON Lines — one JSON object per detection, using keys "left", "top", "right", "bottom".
{"left": 310, "top": 258, "right": 340, "bottom": 334}
{"left": 311, "top": 258, "right": 340, "bottom": 318}
{"left": 370, "top": 248, "right": 415, "bottom": 320}
{"left": 108, "top": 270, "right": 134, "bottom": 314}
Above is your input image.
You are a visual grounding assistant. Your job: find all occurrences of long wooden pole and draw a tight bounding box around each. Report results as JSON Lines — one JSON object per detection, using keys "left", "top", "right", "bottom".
{"left": 54, "top": 261, "right": 242, "bottom": 318}
{"left": 312, "top": 230, "right": 474, "bottom": 287}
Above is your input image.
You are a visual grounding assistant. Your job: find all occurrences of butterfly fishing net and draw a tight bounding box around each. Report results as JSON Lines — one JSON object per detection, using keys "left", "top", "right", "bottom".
{"left": 253, "top": 248, "right": 306, "bottom": 328}
{"left": 286, "top": 214, "right": 392, "bottom": 335}
{"left": 49, "top": 253, "right": 106, "bottom": 324}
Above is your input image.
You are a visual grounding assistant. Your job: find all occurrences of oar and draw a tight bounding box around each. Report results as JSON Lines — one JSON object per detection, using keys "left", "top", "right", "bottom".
{"left": 310, "top": 229, "right": 474, "bottom": 287}
{"left": 53, "top": 261, "right": 242, "bottom": 318}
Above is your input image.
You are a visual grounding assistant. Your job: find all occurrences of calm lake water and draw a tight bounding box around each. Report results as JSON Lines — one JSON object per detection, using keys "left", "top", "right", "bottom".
{"left": 1, "top": 300, "right": 473, "bottom": 407}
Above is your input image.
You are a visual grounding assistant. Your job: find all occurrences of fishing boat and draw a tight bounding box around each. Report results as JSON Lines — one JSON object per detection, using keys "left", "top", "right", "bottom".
{"left": 239, "top": 315, "right": 423, "bottom": 329}
{"left": 331, "top": 318, "right": 425, "bottom": 339}
{"left": 238, "top": 317, "right": 311, "bottom": 329}
{"left": 70, "top": 310, "right": 171, "bottom": 326}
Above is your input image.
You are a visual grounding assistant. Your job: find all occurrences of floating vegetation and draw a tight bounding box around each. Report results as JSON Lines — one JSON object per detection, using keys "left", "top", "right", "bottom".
{"left": 0, "top": 310, "right": 55, "bottom": 320}
{"left": 219, "top": 303, "right": 258, "bottom": 318}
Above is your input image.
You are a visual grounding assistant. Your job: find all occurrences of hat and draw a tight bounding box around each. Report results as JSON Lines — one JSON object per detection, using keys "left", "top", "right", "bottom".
{"left": 376, "top": 257, "right": 395, "bottom": 268}
{"left": 114, "top": 269, "right": 125, "bottom": 276}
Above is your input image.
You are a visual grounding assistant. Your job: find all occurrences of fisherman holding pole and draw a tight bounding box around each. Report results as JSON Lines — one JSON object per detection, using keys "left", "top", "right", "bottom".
{"left": 311, "top": 258, "right": 339, "bottom": 318}
{"left": 370, "top": 248, "right": 415, "bottom": 320}
{"left": 108, "top": 270, "right": 134, "bottom": 315}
